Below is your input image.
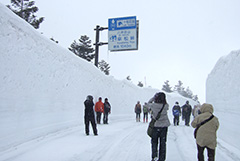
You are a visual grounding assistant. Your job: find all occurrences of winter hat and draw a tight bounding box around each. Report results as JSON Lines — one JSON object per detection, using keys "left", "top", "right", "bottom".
{"left": 175, "top": 102, "right": 179, "bottom": 105}
{"left": 200, "top": 103, "right": 214, "bottom": 114}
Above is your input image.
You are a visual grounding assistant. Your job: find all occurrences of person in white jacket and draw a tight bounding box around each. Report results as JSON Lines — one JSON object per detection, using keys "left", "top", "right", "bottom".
{"left": 148, "top": 92, "right": 170, "bottom": 161}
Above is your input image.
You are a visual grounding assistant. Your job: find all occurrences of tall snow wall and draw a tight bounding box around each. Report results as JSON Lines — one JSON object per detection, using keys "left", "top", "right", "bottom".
{"left": 206, "top": 49, "right": 240, "bottom": 149}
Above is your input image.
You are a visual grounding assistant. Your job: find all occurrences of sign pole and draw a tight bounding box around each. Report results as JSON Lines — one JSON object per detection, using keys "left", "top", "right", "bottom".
{"left": 94, "top": 25, "right": 100, "bottom": 67}
{"left": 94, "top": 25, "right": 108, "bottom": 67}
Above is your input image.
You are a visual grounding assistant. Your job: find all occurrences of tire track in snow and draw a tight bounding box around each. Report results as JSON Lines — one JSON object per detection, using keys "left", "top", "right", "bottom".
{"left": 216, "top": 139, "right": 240, "bottom": 161}
{"left": 69, "top": 120, "right": 150, "bottom": 161}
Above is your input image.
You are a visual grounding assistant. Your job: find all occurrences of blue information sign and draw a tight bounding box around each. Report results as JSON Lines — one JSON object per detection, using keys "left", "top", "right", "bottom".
{"left": 108, "top": 16, "right": 138, "bottom": 51}
{"left": 108, "top": 16, "right": 137, "bottom": 31}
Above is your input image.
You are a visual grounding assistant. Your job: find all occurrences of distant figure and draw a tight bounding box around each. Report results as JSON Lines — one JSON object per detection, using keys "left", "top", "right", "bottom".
{"left": 148, "top": 92, "right": 170, "bottom": 161}
{"left": 192, "top": 105, "right": 201, "bottom": 118}
{"left": 84, "top": 95, "right": 98, "bottom": 136}
{"left": 191, "top": 103, "right": 219, "bottom": 161}
{"left": 181, "top": 101, "right": 192, "bottom": 126}
{"left": 103, "top": 98, "right": 111, "bottom": 124}
{"left": 135, "top": 101, "right": 142, "bottom": 122}
{"left": 172, "top": 102, "right": 181, "bottom": 126}
{"left": 143, "top": 102, "right": 149, "bottom": 123}
{"left": 95, "top": 97, "right": 104, "bottom": 124}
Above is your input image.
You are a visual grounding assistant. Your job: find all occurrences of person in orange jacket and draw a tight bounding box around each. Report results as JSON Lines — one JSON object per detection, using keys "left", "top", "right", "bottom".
{"left": 95, "top": 97, "right": 104, "bottom": 124}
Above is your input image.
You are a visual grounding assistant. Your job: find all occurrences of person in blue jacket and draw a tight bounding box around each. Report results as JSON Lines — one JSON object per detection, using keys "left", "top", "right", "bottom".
{"left": 172, "top": 102, "right": 181, "bottom": 126}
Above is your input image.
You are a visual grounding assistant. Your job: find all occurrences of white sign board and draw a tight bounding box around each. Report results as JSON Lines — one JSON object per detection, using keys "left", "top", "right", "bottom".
{"left": 108, "top": 16, "right": 138, "bottom": 51}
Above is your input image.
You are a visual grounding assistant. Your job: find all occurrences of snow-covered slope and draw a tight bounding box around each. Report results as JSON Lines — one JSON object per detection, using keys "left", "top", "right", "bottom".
{"left": 206, "top": 49, "right": 240, "bottom": 151}
{"left": 0, "top": 3, "right": 196, "bottom": 153}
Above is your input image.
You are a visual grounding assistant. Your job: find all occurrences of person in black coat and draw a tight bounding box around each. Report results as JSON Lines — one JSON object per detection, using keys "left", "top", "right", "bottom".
{"left": 103, "top": 98, "right": 111, "bottom": 124}
{"left": 84, "top": 95, "right": 98, "bottom": 136}
{"left": 181, "top": 101, "right": 192, "bottom": 126}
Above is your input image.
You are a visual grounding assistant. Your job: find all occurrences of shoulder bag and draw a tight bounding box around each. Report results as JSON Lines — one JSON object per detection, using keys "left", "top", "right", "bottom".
{"left": 194, "top": 115, "right": 214, "bottom": 138}
{"left": 147, "top": 104, "right": 165, "bottom": 138}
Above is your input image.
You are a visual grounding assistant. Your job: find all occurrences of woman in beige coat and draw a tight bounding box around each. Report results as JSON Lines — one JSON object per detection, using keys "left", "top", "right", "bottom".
{"left": 191, "top": 103, "right": 219, "bottom": 161}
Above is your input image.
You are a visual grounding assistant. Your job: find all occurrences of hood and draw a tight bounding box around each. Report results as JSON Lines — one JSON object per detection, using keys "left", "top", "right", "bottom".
{"left": 200, "top": 103, "right": 214, "bottom": 114}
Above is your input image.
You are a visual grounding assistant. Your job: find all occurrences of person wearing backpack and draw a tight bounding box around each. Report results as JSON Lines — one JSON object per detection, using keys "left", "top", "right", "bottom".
{"left": 148, "top": 92, "right": 170, "bottom": 161}
{"left": 143, "top": 102, "right": 149, "bottom": 123}
{"left": 103, "top": 98, "right": 111, "bottom": 124}
{"left": 135, "top": 101, "right": 142, "bottom": 122}
{"left": 172, "top": 102, "right": 181, "bottom": 126}
{"left": 191, "top": 103, "right": 219, "bottom": 161}
{"left": 181, "top": 101, "right": 192, "bottom": 126}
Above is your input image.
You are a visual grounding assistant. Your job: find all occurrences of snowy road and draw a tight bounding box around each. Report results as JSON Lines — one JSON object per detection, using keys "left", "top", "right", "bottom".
{"left": 0, "top": 115, "right": 239, "bottom": 161}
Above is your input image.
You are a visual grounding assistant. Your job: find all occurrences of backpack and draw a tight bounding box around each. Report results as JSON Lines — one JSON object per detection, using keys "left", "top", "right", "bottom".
{"left": 143, "top": 106, "right": 148, "bottom": 113}
{"left": 173, "top": 109, "right": 180, "bottom": 116}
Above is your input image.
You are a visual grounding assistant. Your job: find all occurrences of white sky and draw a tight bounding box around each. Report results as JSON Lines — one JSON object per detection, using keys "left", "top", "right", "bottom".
{"left": 2, "top": 0, "right": 240, "bottom": 103}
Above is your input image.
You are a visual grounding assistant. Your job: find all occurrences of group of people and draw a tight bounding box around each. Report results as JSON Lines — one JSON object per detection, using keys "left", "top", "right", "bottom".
{"left": 147, "top": 92, "right": 219, "bottom": 161}
{"left": 134, "top": 101, "right": 149, "bottom": 122}
{"left": 172, "top": 101, "right": 200, "bottom": 126}
{"left": 83, "top": 96, "right": 111, "bottom": 136}
{"left": 84, "top": 92, "right": 219, "bottom": 161}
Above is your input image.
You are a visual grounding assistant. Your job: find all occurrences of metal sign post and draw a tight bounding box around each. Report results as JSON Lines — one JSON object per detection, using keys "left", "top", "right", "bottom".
{"left": 94, "top": 25, "right": 108, "bottom": 67}
{"left": 93, "top": 16, "right": 138, "bottom": 67}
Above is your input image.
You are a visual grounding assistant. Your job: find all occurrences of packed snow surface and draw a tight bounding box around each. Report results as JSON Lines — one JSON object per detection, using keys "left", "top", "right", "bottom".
{"left": 0, "top": 3, "right": 240, "bottom": 161}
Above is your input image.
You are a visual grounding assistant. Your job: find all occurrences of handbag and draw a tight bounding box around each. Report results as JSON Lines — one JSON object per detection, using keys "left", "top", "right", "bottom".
{"left": 147, "top": 104, "right": 165, "bottom": 137}
{"left": 194, "top": 115, "right": 214, "bottom": 138}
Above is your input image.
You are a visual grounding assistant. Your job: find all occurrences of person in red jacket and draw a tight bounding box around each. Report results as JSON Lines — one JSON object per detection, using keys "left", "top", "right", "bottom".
{"left": 95, "top": 97, "right": 104, "bottom": 124}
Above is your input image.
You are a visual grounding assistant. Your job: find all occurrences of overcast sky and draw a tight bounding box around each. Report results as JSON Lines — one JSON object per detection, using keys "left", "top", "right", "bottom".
{"left": 2, "top": 0, "right": 240, "bottom": 103}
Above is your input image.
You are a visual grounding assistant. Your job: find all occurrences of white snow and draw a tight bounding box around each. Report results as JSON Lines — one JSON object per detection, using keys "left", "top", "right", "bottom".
{"left": 206, "top": 49, "right": 240, "bottom": 160}
{"left": 0, "top": 3, "right": 240, "bottom": 161}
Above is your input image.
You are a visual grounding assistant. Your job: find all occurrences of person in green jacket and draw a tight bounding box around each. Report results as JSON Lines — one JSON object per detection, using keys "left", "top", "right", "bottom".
{"left": 143, "top": 102, "right": 149, "bottom": 122}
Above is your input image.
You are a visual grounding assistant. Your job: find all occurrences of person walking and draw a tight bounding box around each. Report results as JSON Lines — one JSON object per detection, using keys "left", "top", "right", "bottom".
{"left": 148, "top": 92, "right": 170, "bottom": 161}
{"left": 181, "top": 105, "right": 186, "bottom": 121}
{"left": 103, "top": 98, "right": 111, "bottom": 124}
{"left": 191, "top": 103, "right": 219, "bottom": 161}
{"left": 172, "top": 102, "right": 181, "bottom": 126}
{"left": 135, "top": 101, "right": 142, "bottom": 122}
{"left": 95, "top": 97, "right": 104, "bottom": 124}
{"left": 143, "top": 102, "right": 149, "bottom": 123}
{"left": 84, "top": 95, "right": 98, "bottom": 136}
{"left": 181, "top": 101, "right": 192, "bottom": 126}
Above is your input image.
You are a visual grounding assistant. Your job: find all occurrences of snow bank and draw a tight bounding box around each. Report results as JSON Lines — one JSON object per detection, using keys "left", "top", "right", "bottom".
{"left": 206, "top": 49, "right": 240, "bottom": 150}
{"left": 0, "top": 3, "right": 196, "bottom": 153}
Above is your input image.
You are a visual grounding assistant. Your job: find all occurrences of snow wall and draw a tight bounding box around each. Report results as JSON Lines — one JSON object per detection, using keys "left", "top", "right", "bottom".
{"left": 206, "top": 49, "right": 240, "bottom": 150}
{"left": 0, "top": 3, "right": 196, "bottom": 152}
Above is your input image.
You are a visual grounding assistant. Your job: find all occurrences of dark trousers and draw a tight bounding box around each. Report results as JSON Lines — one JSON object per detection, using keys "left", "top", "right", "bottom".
{"left": 197, "top": 144, "right": 215, "bottom": 161}
{"left": 173, "top": 115, "right": 179, "bottom": 126}
{"left": 85, "top": 116, "right": 97, "bottom": 135}
{"left": 96, "top": 112, "right": 102, "bottom": 124}
{"left": 103, "top": 112, "right": 109, "bottom": 124}
{"left": 136, "top": 113, "right": 140, "bottom": 122}
{"left": 143, "top": 112, "right": 148, "bottom": 122}
{"left": 185, "top": 114, "right": 190, "bottom": 126}
{"left": 151, "top": 127, "right": 168, "bottom": 161}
